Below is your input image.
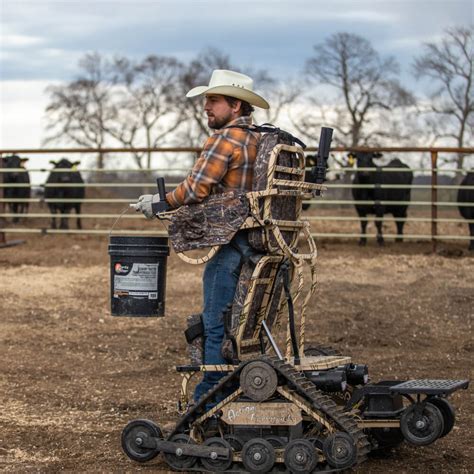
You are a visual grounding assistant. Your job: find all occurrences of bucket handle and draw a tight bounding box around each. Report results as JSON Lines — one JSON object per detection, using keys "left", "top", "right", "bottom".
{"left": 109, "top": 205, "right": 169, "bottom": 237}
{"left": 109, "top": 206, "right": 133, "bottom": 236}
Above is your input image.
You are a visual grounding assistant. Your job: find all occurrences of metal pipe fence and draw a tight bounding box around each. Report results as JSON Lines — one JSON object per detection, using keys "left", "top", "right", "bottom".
{"left": 1, "top": 146, "right": 473, "bottom": 249}
{"left": 0, "top": 166, "right": 470, "bottom": 173}
{"left": 1, "top": 213, "right": 471, "bottom": 223}
{"left": 1, "top": 198, "right": 474, "bottom": 207}
{"left": 2, "top": 182, "right": 474, "bottom": 190}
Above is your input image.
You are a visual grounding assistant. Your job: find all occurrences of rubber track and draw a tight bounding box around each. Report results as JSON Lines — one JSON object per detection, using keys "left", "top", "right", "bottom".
{"left": 267, "top": 356, "right": 371, "bottom": 467}
{"left": 168, "top": 364, "right": 246, "bottom": 439}
{"left": 168, "top": 356, "right": 370, "bottom": 470}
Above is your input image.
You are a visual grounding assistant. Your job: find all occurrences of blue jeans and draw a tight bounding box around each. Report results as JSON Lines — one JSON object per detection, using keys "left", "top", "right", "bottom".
{"left": 193, "top": 231, "right": 255, "bottom": 403}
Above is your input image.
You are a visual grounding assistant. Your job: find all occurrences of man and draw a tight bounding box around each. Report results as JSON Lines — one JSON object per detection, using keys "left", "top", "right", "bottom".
{"left": 136, "top": 69, "right": 270, "bottom": 402}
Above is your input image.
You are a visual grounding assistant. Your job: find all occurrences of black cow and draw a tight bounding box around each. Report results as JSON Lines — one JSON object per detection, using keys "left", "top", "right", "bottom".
{"left": 2, "top": 155, "right": 31, "bottom": 222}
{"left": 457, "top": 172, "right": 474, "bottom": 251}
{"left": 350, "top": 152, "right": 413, "bottom": 245}
{"left": 44, "top": 158, "right": 84, "bottom": 229}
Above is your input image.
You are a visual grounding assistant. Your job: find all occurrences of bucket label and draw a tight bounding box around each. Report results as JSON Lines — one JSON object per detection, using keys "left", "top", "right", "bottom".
{"left": 114, "top": 263, "right": 158, "bottom": 292}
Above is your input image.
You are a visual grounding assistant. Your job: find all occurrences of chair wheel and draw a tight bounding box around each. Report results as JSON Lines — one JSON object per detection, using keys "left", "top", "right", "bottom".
{"left": 323, "top": 432, "right": 357, "bottom": 469}
{"left": 242, "top": 438, "right": 275, "bottom": 473}
{"left": 121, "top": 419, "right": 162, "bottom": 462}
{"left": 428, "top": 397, "right": 455, "bottom": 437}
{"left": 400, "top": 402, "right": 444, "bottom": 446}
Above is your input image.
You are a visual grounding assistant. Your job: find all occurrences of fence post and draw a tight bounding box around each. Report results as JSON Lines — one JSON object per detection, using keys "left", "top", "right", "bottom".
{"left": 0, "top": 154, "right": 5, "bottom": 245}
{"left": 430, "top": 151, "right": 438, "bottom": 253}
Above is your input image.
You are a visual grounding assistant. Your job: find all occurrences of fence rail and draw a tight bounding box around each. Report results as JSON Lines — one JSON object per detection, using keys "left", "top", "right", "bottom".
{"left": 1, "top": 213, "right": 472, "bottom": 224}
{"left": 1, "top": 197, "right": 473, "bottom": 207}
{"left": 1, "top": 146, "right": 473, "bottom": 250}
{"left": 1, "top": 145, "right": 473, "bottom": 153}
{"left": 2, "top": 182, "right": 474, "bottom": 191}
{"left": 0, "top": 228, "right": 471, "bottom": 242}
{"left": 0, "top": 166, "right": 470, "bottom": 173}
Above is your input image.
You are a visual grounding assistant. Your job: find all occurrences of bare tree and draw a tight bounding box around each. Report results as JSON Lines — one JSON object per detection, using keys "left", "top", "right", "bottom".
{"left": 108, "top": 55, "right": 186, "bottom": 169}
{"left": 413, "top": 26, "right": 473, "bottom": 169}
{"left": 297, "top": 32, "right": 414, "bottom": 147}
{"left": 254, "top": 76, "right": 301, "bottom": 125}
{"left": 44, "top": 52, "right": 115, "bottom": 168}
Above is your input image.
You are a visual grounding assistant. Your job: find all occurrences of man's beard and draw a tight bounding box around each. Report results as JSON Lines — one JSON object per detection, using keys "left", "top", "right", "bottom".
{"left": 207, "top": 111, "right": 233, "bottom": 129}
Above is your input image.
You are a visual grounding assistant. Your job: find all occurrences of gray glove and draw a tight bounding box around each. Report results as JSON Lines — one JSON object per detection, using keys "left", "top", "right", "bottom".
{"left": 135, "top": 193, "right": 161, "bottom": 219}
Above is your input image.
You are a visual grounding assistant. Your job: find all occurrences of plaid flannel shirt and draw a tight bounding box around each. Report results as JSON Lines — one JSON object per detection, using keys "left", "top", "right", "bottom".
{"left": 166, "top": 116, "right": 259, "bottom": 208}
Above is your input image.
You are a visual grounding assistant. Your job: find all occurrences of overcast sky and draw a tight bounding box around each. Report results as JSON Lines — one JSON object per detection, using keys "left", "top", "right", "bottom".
{"left": 0, "top": 0, "right": 472, "bottom": 149}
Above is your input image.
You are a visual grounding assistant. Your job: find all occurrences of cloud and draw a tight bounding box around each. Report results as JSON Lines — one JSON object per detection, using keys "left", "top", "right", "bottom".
{"left": 1, "top": 0, "right": 471, "bottom": 82}
{"left": 0, "top": 80, "right": 51, "bottom": 145}
{"left": 1, "top": 33, "right": 45, "bottom": 47}
{"left": 386, "top": 34, "right": 446, "bottom": 50}
{"left": 324, "top": 9, "right": 397, "bottom": 23}
{"left": 0, "top": 7, "right": 466, "bottom": 79}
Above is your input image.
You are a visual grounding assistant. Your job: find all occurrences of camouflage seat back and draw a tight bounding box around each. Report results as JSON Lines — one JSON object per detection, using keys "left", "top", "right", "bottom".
{"left": 221, "top": 254, "right": 285, "bottom": 362}
{"left": 219, "top": 127, "right": 306, "bottom": 361}
{"left": 248, "top": 129, "right": 305, "bottom": 253}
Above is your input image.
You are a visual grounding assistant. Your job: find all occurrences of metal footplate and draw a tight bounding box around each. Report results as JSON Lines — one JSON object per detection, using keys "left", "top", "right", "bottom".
{"left": 391, "top": 379, "right": 469, "bottom": 395}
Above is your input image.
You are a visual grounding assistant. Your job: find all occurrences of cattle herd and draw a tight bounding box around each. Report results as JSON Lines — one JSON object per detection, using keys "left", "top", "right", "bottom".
{"left": 2, "top": 155, "right": 85, "bottom": 229}
{"left": 1, "top": 153, "right": 473, "bottom": 249}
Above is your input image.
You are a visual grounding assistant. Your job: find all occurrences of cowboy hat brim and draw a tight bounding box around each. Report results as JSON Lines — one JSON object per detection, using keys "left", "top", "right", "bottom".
{"left": 186, "top": 85, "right": 270, "bottom": 110}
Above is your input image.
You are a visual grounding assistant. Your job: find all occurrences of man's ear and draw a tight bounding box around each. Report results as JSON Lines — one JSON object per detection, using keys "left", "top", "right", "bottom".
{"left": 233, "top": 100, "right": 242, "bottom": 113}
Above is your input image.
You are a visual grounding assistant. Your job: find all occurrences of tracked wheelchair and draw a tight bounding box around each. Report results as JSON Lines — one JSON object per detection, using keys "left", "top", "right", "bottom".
{"left": 120, "top": 126, "right": 468, "bottom": 473}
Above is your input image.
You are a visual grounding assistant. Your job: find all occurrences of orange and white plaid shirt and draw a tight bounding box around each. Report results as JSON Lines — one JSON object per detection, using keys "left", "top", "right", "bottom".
{"left": 166, "top": 116, "right": 259, "bottom": 208}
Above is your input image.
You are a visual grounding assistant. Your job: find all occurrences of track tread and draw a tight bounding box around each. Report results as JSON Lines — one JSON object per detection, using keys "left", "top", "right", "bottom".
{"left": 267, "top": 355, "right": 370, "bottom": 467}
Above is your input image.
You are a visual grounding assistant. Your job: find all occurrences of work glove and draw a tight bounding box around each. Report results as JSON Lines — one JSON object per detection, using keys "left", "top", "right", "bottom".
{"left": 135, "top": 193, "right": 161, "bottom": 219}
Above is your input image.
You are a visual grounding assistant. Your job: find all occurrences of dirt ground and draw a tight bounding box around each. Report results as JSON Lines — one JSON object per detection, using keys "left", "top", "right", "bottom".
{"left": 0, "top": 232, "right": 473, "bottom": 473}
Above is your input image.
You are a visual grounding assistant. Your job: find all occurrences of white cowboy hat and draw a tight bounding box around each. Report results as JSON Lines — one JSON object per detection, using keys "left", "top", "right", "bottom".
{"left": 186, "top": 69, "right": 270, "bottom": 109}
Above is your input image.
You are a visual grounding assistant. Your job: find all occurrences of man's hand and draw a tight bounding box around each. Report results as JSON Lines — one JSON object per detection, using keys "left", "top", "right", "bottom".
{"left": 135, "top": 193, "right": 161, "bottom": 219}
